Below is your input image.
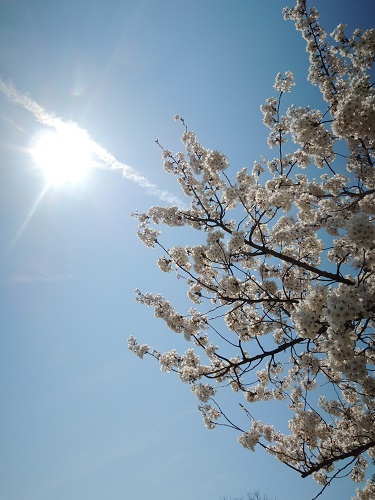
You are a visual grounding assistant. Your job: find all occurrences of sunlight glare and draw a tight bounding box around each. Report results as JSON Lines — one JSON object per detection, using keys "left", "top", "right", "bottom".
{"left": 31, "top": 125, "right": 94, "bottom": 185}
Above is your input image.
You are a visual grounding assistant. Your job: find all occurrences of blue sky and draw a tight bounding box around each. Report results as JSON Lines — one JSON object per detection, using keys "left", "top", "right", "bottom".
{"left": 0, "top": 1, "right": 374, "bottom": 499}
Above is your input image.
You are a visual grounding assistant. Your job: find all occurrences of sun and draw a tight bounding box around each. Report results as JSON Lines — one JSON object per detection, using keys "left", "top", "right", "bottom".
{"left": 30, "top": 125, "right": 95, "bottom": 186}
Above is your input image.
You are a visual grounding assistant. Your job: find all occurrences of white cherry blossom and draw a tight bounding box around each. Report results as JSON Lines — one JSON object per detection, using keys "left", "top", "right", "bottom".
{"left": 129, "top": 1, "right": 375, "bottom": 497}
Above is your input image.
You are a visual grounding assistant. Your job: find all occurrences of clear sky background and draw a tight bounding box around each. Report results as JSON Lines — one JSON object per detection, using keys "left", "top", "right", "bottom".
{"left": 0, "top": 1, "right": 374, "bottom": 499}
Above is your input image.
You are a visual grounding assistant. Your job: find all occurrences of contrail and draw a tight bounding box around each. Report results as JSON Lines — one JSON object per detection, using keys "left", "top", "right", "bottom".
{"left": 0, "top": 79, "right": 183, "bottom": 206}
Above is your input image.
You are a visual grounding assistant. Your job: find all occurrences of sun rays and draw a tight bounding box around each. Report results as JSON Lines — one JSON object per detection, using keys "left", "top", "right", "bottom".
{"left": 30, "top": 125, "right": 95, "bottom": 186}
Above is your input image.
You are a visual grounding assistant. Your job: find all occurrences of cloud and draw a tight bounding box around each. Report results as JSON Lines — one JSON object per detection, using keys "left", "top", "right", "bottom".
{"left": 0, "top": 79, "right": 183, "bottom": 206}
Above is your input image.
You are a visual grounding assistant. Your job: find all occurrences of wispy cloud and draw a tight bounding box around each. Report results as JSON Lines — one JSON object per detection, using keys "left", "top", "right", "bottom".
{"left": 0, "top": 79, "right": 183, "bottom": 206}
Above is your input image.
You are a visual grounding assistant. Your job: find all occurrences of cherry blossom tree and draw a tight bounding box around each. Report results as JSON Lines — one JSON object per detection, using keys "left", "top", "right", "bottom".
{"left": 219, "top": 491, "right": 273, "bottom": 500}
{"left": 129, "top": 1, "right": 375, "bottom": 498}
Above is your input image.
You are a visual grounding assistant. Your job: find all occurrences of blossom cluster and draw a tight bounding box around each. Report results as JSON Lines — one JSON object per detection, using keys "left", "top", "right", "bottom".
{"left": 129, "top": 1, "right": 375, "bottom": 496}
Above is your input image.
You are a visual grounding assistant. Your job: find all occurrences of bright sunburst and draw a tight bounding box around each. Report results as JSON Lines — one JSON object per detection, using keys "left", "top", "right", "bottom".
{"left": 31, "top": 125, "right": 94, "bottom": 186}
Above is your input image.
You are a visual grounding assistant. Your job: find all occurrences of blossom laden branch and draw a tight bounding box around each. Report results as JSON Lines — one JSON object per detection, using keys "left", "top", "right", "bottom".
{"left": 129, "top": 1, "right": 375, "bottom": 498}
